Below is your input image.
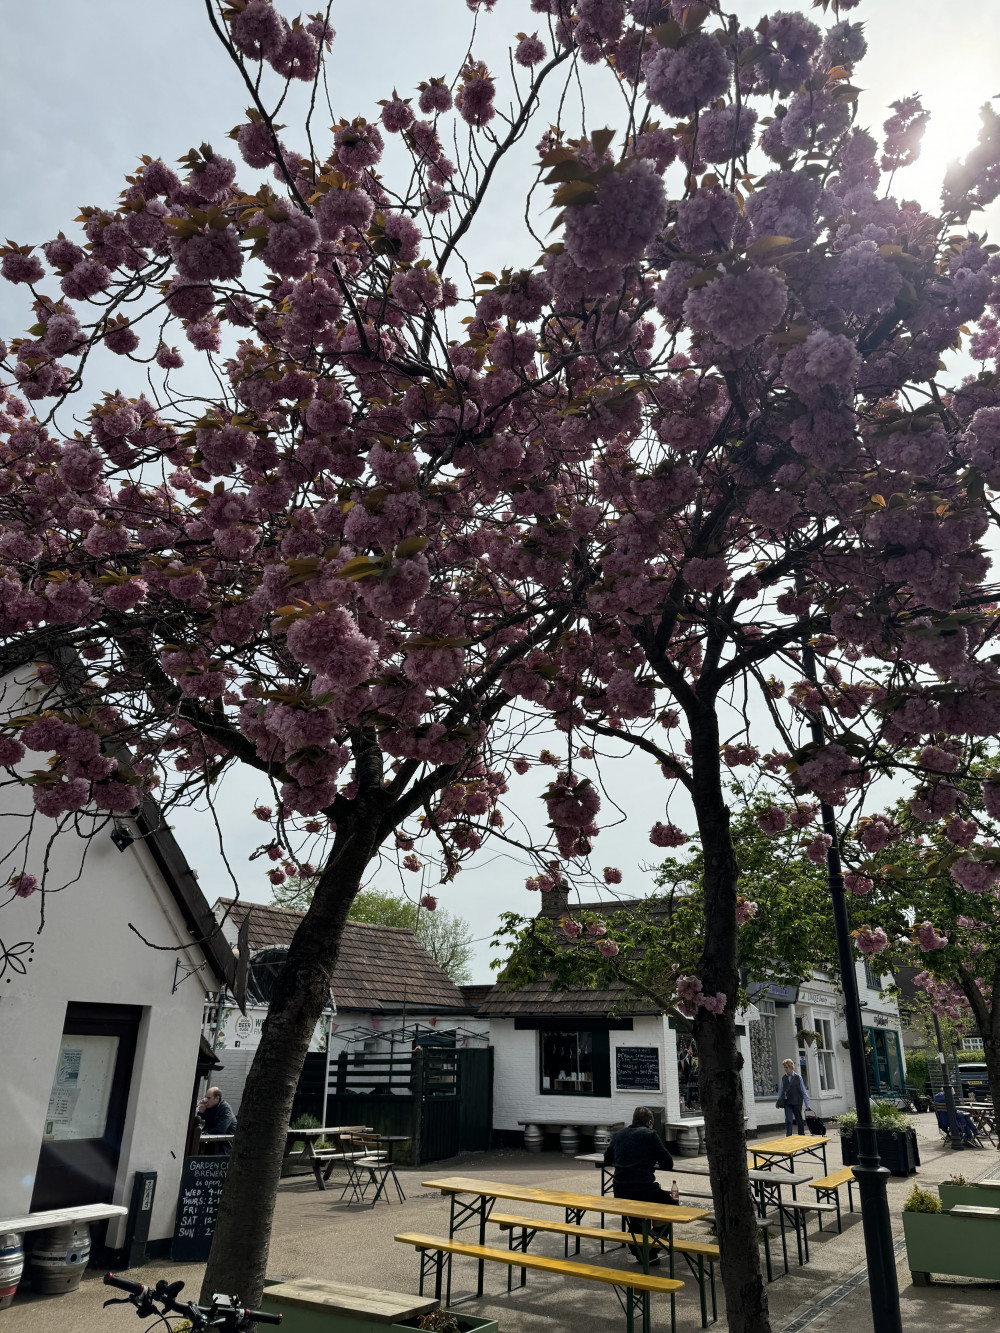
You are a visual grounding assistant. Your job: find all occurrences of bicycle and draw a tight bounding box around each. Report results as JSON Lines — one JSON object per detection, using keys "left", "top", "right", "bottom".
{"left": 103, "top": 1273, "right": 282, "bottom": 1332}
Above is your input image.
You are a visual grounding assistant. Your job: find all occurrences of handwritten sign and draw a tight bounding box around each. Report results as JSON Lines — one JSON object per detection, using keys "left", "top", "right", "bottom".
{"left": 172, "top": 1156, "right": 228, "bottom": 1261}
{"left": 615, "top": 1046, "right": 660, "bottom": 1091}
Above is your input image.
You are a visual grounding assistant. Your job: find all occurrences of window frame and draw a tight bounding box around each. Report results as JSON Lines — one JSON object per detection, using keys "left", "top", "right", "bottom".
{"left": 538, "top": 1027, "right": 611, "bottom": 1098}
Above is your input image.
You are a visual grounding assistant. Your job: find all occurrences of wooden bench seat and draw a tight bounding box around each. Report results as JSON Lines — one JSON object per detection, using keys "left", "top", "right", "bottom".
{"left": 808, "top": 1167, "right": 856, "bottom": 1232}
{"left": 490, "top": 1212, "right": 716, "bottom": 1326}
{"left": 775, "top": 1199, "right": 837, "bottom": 1265}
{"left": 0, "top": 1204, "right": 128, "bottom": 1234}
{"left": 395, "top": 1232, "right": 683, "bottom": 1333}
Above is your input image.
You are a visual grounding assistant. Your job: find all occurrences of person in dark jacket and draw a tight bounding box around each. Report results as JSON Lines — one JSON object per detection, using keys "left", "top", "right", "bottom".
{"left": 603, "top": 1106, "right": 675, "bottom": 1263}
{"left": 776, "top": 1059, "right": 810, "bottom": 1135}
{"left": 198, "top": 1086, "right": 237, "bottom": 1153}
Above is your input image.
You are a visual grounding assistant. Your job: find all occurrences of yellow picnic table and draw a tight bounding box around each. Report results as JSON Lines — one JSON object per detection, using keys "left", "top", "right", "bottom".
{"left": 421, "top": 1174, "right": 708, "bottom": 1299}
{"left": 749, "top": 1134, "right": 829, "bottom": 1175}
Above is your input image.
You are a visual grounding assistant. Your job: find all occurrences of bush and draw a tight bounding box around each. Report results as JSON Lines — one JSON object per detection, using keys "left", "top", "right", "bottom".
{"left": 903, "top": 1185, "right": 941, "bottom": 1214}
{"left": 949, "top": 1173, "right": 969, "bottom": 1186}
{"left": 290, "top": 1113, "right": 321, "bottom": 1129}
{"left": 837, "top": 1102, "right": 911, "bottom": 1138}
{"left": 905, "top": 1051, "right": 930, "bottom": 1088}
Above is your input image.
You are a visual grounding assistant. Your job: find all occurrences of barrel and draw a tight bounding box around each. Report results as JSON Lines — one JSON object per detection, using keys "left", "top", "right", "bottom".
{"left": 0, "top": 1233, "right": 24, "bottom": 1310}
{"left": 592, "top": 1124, "right": 613, "bottom": 1153}
{"left": 27, "top": 1224, "right": 91, "bottom": 1295}
{"left": 559, "top": 1125, "right": 579, "bottom": 1156}
{"left": 522, "top": 1123, "right": 544, "bottom": 1153}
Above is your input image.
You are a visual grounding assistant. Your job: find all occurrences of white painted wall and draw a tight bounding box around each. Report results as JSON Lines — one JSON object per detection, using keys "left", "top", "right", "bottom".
{"left": 0, "top": 689, "right": 218, "bottom": 1245}
{"left": 749, "top": 965, "right": 905, "bottom": 1127}
{"left": 490, "top": 1015, "right": 672, "bottom": 1134}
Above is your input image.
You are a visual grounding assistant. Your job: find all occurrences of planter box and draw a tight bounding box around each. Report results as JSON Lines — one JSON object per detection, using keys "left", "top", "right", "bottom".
{"left": 260, "top": 1279, "right": 498, "bottom": 1333}
{"left": 903, "top": 1209, "right": 1000, "bottom": 1284}
{"left": 840, "top": 1127, "right": 919, "bottom": 1176}
{"left": 939, "top": 1181, "right": 1000, "bottom": 1210}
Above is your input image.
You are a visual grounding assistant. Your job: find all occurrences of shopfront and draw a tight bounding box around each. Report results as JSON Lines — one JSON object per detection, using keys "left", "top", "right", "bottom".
{"left": 864, "top": 1023, "right": 905, "bottom": 1097}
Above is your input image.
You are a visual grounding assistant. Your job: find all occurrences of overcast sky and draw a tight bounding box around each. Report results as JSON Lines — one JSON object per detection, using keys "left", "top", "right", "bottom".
{"left": 3, "top": 2, "right": 999, "bottom": 979}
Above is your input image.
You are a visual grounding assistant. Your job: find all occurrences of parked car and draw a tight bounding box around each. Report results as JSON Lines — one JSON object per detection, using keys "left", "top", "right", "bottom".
{"left": 958, "top": 1063, "right": 990, "bottom": 1097}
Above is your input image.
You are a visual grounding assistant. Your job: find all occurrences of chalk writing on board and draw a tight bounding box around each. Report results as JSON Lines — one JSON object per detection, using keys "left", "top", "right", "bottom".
{"left": 172, "top": 1156, "right": 228, "bottom": 1262}
{"left": 615, "top": 1046, "right": 660, "bottom": 1091}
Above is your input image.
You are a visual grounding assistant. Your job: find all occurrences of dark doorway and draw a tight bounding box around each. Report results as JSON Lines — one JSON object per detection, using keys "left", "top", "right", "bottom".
{"left": 31, "top": 1002, "right": 141, "bottom": 1211}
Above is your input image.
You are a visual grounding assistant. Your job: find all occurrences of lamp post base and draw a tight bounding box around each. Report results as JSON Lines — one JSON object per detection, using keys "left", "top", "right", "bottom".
{"left": 852, "top": 1161, "right": 902, "bottom": 1333}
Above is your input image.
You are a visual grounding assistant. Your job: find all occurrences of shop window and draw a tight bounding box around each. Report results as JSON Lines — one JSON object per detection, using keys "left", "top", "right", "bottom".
{"left": 539, "top": 1028, "right": 610, "bottom": 1096}
{"left": 749, "top": 1011, "right": 779, "bottom": 1098}
{"left": 864, "top": 1027, "right": 905, "bottom": 1096}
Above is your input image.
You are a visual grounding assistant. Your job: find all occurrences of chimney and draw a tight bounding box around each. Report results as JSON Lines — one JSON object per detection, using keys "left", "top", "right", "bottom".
{"left": 538, "top": 880, "right": 570, "bottom": 921}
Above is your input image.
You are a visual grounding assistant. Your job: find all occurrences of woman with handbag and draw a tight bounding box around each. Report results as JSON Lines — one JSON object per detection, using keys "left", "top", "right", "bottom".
{"left": 775, "top": 1058, "right": 810, "bottom": 1135}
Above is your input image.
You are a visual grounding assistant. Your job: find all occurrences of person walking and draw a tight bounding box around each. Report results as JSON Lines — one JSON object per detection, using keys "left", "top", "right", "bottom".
{"left": 603, "top": 1106, "right": 675, "bottom": 1264}
{"left": 776, "top": 1058, "right": 810, "bottom": 1135}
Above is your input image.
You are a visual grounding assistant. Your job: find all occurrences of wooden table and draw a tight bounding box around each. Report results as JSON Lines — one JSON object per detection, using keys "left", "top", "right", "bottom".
{"left": 749, "top": 1135, "right": 829, "bottom": 1176}
{"left": 200, "top": 1126, "right": 373, "bottom": 1191}
{"left": 679, "top": 1162, "right": 813, "bottom": 1211}
{"left": 575, "top": 1151, "right": 613, "bottom": 1195}
{"left": 964, "top": 1103, "right": 998, "bottom": 1146}
{"left": 422, "top": 1175, "right": 708, "bottom": 1299}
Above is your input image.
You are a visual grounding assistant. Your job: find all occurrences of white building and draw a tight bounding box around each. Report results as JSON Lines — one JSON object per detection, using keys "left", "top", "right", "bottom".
{"left": 0, "top": 667, "right": 234, "bottom": 1260}
{"left": 481, "top": 892, "right": 905, "bottom": 1153}
{"left": 209, "top": 899, "right": 490, "bottom": 1129}
{"left": 746, "top": 960, "right": 906, "bottom": 1123}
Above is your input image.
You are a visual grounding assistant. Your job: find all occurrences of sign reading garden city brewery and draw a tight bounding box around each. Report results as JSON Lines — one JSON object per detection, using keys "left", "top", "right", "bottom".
{"left": 615, "top": 1046, "right": 660, "bottom": 1091}
{"left": 172, "top": 1155, "right": 227, "bottom": 1261}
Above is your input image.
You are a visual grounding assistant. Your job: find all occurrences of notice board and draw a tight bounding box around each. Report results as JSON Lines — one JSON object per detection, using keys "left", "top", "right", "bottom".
{"left": 615, "top": 1046, "right": 660, "bottom": 1091}
{"left": 172, "top": 1155, "right": 227, "bottom": 1261}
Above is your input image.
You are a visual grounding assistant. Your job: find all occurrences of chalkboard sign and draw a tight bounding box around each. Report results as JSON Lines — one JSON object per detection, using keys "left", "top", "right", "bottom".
{"left": 172, "top": 1155, "right": 227, "bottom": 1261}
{"left": 616, "top": 1046, "right": 660, "bottom": 1091}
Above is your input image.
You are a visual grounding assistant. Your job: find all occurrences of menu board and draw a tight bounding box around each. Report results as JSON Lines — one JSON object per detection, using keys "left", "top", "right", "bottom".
{"left": 615, "top": 1046, "right": 661, "bottom": 1091}
{"left": 172, "top": 1156, "right": 228, "bottom": 1261}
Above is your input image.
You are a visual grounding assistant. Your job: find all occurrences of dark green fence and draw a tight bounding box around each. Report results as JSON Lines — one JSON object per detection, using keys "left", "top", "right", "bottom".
{"left": 324, "top": 1046, "right": 493, "bottom": 1163}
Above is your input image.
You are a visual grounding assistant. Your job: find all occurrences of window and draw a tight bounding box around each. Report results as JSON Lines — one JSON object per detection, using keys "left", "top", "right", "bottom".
{"left": 749, "top": 1012, "right": 779, "bottom": 1098}
{"left": 962, "top": 1036, "right": 985, "bottom": 1051}
{"left": 539, "top": 1029, "right": 610, "bottom": 1096}
{"left": 816, "top": 1017, "right": 836, "bottom": 1093}
{"left": 863, "top": 959, "right": 883, "bottom": 992}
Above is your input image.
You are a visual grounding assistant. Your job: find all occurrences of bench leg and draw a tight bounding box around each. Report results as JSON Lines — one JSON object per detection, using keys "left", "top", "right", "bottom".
{"left": 760, "top": 1228, "right": 773, "bottom": 1284}
{"left": 697, "top": 1255, "right": 707, "bottom": 1330}
{"left": 710, "top": 1260, "right": 717, "bottom": 1324}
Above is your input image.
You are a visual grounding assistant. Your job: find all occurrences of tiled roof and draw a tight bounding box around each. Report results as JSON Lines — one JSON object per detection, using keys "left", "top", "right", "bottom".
{"left": 460, "top": 984, "right": 494, "bottom": 1010}
{"left": 215, "top": 898, "right": 470, "bottom": 1012}
{"left": 479, "top": 896, "right": 661, "bottom": 1017}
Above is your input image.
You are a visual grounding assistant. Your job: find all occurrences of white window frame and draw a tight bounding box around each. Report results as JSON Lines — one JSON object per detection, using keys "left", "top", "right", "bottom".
{"left": 961, "top": 1036, "right": 985, "bottom": 1051}
{"left": 815, "top": 1015, "right": 837, "bottom": 1094}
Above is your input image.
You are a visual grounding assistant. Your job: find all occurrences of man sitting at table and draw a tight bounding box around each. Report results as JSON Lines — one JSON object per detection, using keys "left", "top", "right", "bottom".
{"left": 933, "top": 1091, "right": 980, "bottom": 1145}
{"left": 603, "top": 1107, "right": 675, "bottom": 1264}
{"left": 198, "top": 1086, "right": 238, "bottom": 1153}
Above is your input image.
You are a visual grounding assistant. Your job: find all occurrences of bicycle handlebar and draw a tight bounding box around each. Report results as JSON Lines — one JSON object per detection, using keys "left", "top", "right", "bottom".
{"left": 103, "top": 1274, "right": 282, "bottom": 1328}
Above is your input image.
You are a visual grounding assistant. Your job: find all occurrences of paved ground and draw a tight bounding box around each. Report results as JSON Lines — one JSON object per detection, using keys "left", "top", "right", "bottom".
{"left": 5, "top": 1113, "right": 998, "bottom": 1333}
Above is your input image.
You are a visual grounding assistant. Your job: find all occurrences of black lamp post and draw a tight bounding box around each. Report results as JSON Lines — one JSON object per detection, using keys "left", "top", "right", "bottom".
{"left": 931, "top": 1011, "right": 965, "bottom": 1149}
{"left": 801, "top": 635, "right": 902, "bottom": 1333}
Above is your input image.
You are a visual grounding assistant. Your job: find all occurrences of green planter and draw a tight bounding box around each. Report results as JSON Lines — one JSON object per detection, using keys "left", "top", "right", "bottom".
{"left": 903, "top": 1209, "right": 1000, "bottom": 1284}
{"left": 939, "top": 1181, "right": 1000, "bottom": 1210}
{"left": 840, "top": 1128, "right": 919, "bottom": 1176}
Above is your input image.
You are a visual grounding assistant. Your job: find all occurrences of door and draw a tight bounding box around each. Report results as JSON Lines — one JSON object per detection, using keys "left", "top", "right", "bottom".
{"left": 31, "top": 1003, "right": 141, "bottom": 1210}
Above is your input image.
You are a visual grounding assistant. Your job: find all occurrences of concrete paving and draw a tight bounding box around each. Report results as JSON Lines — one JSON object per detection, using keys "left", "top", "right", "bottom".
{"left": 4, "top": 1113, "right": 998, "bottom": 1333}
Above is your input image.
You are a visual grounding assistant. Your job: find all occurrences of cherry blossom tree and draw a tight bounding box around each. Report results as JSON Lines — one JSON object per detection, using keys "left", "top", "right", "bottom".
{"left": 5, "top": 2, "right": 1000, "bottom": 1329}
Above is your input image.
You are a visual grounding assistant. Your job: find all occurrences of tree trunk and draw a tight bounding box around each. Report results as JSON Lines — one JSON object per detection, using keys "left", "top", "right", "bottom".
{"left": 982, "top": 1031, "right": 1000, "bottom": 1129}
{"left": 690, "top": 709, "right": 771, "bottom": 1333}
{"left": 200, "top": 829, "right": 375, "bottom": 1305}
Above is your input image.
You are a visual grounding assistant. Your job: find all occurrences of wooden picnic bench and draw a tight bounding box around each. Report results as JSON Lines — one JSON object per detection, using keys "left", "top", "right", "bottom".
{"left": 807, "top": 1167, "right": 856, "bottom": 1232}
{"left": 748, "top": 1134, "right": 829, "bottom": 1175}
{"left": 201, "top": 1125, "right": 377, "bottom": 1191}
{"left": 421, "top": 1176, "right": 707, "bottom": 1303}
{"left": 395, "top": 1232, "right": 684, "bottom": 1333}
{"left": 491, "top": 1213, "right": 719, "bottom": 1328}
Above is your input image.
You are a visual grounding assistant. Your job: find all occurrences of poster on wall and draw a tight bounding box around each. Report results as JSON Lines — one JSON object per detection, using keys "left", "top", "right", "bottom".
{"left": 615, "top": 1046, "right": 660, "bottom": 1091}
{"left": 43, "top": 1034, "right": 119, "bottom": 1140}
